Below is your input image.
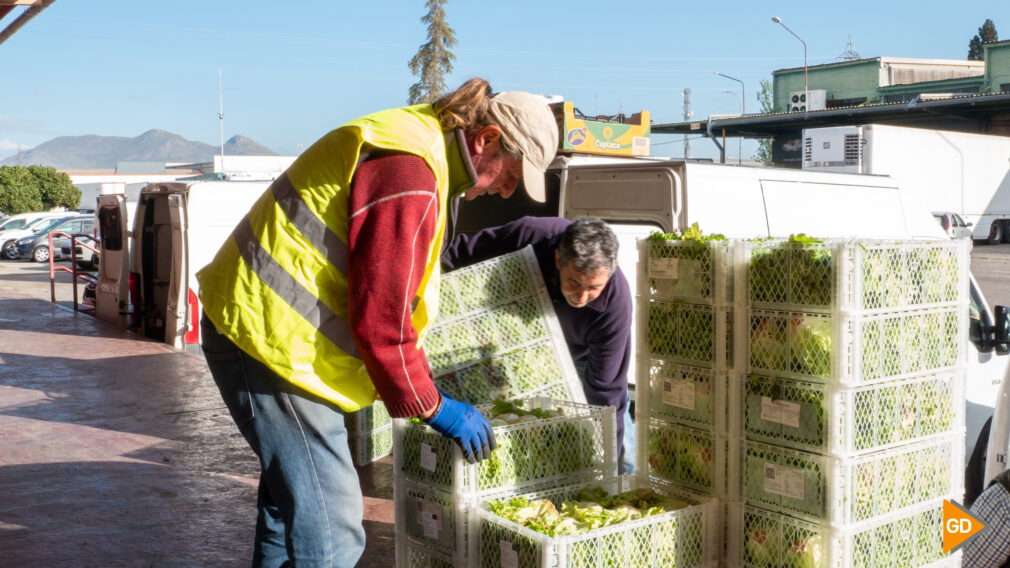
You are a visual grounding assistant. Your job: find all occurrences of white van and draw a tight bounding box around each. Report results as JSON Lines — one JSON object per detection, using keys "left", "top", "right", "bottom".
{"left": 94, "top": 180, "right": 269, "bottom": 352}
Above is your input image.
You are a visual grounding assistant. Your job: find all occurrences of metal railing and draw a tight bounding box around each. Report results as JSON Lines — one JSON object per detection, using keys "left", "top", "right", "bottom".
{"left": 47, "top": 231, "right": 99, "bottom": 312}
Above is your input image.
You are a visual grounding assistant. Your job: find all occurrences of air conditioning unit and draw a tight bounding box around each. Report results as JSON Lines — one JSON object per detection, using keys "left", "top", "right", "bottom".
{"left": 801, "top": 125, "right": 864, "bottom": 173}
{"left": 788, "top": 89, "right": 827, "bottom": 112}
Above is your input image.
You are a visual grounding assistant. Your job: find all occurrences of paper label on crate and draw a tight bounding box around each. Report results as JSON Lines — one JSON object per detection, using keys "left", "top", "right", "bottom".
{"left": 419, "top": 442, "right": 437, "bottom": 472}
{"left": 648, "top": 257, "right": 679, "bottom": 279}
{"left": 760, "top": 397, "right": 801, "bottom": 429}
{"left": 764, "top": 463, "right": 806, "bottom": 500}
{"left": 416, "top": 499, "right": 442, "bottom": 539}
{"left": 662, "top": 377, "right": 696, "bottom": 410}
{"left": 499, "top": 540, "right": 519, "bottom": 568}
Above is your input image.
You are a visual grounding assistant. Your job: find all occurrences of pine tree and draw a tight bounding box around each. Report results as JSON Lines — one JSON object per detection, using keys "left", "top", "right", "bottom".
{"left": 407, "top": 0, "right": 457, "bottom": 105}
{"left": 755, "top": 79, "right": 774, "bottom": 166}
{"left": 968, "top": 19, "right": 998, "bottom": 61}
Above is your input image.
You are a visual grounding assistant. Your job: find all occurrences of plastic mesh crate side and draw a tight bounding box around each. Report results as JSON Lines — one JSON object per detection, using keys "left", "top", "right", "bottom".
{"left": 730, "top": 501, "right": 952, "bottom": 568}
{"left": 346, "top": 401, "right": 391, "bottom": 437}
{"left": 646, "top": 420, "right": 736, "bottom": 498}
{"left": 395, "top": 399, "right": 618, "bottom": 500}
{"left": 350, "top": 423, "right": 393, "bottom": 466}
{"left": 748, "top": 306, "right": 965, "bottom": 385}
{"left": 740, "top": 438, "right": 961, "bottom": 525}
{"left": 647, "top": 361, "right": 724, "bottom": 430}
{"left": 401, "top": 541, "right": 458, "bottom": 568}
{"left": 744, "top": 371, "right": 964, "bottom": 452}
{"left": 475, "top": 478, "right": 717, "bottom": 568}
{"left": 639, "top": 238, "right": 733, "bottom": 305}
{"left": 744, "top": 239, "right": 970, "bottom": 314}
{"left": 645, "top": 300, "right": 731, "bottom": 369}
{"left": 428, "top": 246, "right": 586, "bottom": 406}
{"left": 397, "top": 481, "right": 468, "bottom": 558}
{"left": 845, "top": 239, "right": 970, "bottom": 312}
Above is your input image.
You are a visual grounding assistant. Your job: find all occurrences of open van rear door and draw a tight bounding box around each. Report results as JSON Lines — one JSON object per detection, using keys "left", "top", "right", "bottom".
{"left": 94, "top": 187, "right": 130, "bottom": 326}
{"left": 162, "top": 193, "right": 189, "bottom": 350}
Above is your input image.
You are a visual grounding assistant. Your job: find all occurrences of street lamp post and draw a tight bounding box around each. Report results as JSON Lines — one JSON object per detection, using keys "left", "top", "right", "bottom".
{"left": 771, "top": 16, "right": 808, "bottom": 109}
{"left": 722, "top": 90, "right": 743, "bottom": 164}
{"left": 715, "top": 72, "right": 746, "bottom": 164}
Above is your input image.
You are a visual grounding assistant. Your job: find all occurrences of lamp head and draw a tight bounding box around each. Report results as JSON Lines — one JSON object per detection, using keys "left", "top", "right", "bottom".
{"left": 771, "top": 16, "right": 782, "bottom": 23}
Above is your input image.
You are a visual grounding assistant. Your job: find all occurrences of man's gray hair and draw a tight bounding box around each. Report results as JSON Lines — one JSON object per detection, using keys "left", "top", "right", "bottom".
{"left": 557, "top": 218, "right": 619, "bottom": 274}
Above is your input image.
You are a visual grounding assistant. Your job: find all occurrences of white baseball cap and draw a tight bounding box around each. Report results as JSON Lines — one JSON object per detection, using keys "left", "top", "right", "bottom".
{"left": 486, "top": 91, "right": 559, "bottom": 202}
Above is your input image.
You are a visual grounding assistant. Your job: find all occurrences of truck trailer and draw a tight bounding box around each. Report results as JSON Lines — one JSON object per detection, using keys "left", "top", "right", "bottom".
{"left": 801, "top": 123, "right": 1010, "bottom": 244}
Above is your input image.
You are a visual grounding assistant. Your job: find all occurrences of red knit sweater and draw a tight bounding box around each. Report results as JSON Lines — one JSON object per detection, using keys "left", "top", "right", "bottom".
{"left": 346, "top": 152, "right": 442, "bottom": 418}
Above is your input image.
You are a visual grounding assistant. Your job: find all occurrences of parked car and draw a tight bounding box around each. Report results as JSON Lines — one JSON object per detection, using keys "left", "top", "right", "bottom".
{"left": 2, "top": 215, "right": 78, "bottom": 260}
{"left": 61, "top": 234, "right": 99, "bottom": 269}
{"left": 933, "top": 211, "right": 973, "bottom": 240}
{"left": 0, "top": 211, "right": 67, "bottom": 233}
{"left": 13, "top": 215, "right": 94, "bottom": 262}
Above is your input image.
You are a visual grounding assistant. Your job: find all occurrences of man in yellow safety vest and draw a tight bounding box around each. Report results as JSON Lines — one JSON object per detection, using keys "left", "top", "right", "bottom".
{"left": 196, "top": 78, "right": 559, "bottom": 567}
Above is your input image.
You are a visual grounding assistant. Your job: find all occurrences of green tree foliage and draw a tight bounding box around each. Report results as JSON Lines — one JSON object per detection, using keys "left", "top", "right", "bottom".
{"left": 407, "top": 0, "right": 457, "bottom": 105}
{"left": 0, "top": 165, "right": 81, "bottom": 214}
{"left": 755, "top": 79, "right": 774, "bottom": 166}
{"left": 968, "top": 19, "right": 998, "bottom": 60}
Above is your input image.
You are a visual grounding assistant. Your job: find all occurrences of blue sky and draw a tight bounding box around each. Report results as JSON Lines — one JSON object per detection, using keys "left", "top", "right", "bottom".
{"left": 0, "top": 1, "right": 1004, "bottom": 162}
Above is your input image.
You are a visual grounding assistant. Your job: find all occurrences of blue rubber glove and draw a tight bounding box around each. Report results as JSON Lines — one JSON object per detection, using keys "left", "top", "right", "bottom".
{"left": 425, "top": 390, "right": 496, "bottom": 463}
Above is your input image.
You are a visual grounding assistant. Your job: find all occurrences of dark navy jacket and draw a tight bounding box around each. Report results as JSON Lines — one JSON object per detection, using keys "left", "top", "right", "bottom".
{"left": 442, "top": 216, "right": 633, "bottom": 454}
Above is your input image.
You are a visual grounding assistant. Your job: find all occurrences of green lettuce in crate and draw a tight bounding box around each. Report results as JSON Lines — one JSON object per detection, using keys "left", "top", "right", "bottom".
{"left": 744, "top": 375, "right": 826, "bottom": 447}
{"left": 749, "top": 235, "right": 831, "bottom": 306}
{"left": 646, "top": 224, "right": 727, "bottom": 299}
{"left": 790, "top": 316, "right": 831, "bottom": 377}
{"left": 743, "top": 511, "right": 822, "bottom": 568}
{"left": 648, "top": 427, "right": 712, "bottom": 488}
{"left": 486, "top": 487, "right": 686, "bottom": 537}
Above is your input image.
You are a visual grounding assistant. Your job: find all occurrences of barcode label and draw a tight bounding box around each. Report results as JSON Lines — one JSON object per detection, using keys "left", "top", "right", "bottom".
{"left": 632, "top": 136, "right": 650, "bottom": 156}
{"left": 763, "top": 463, "right": 805, "bottom": 500}
{"left": 661, "top": 377, "right": 696, "bottom": 410}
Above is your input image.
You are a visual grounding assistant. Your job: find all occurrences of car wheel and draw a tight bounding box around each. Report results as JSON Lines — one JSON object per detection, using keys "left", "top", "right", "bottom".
{"left": 987, "top": 221, "right": 1003, "bottom": 245}
{"left": 32, "top": 246, "right": 50, "bottom": 263}
{"left": 2, "top": 240, "right": 17, "bottom": 260}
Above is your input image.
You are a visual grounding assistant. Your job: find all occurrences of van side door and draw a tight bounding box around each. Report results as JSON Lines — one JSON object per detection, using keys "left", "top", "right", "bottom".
{"left": 162, "top": 194, "right": 189, "bottom": 350}
{"left": 94, "top": 194, "right": 130, "bottom": 326}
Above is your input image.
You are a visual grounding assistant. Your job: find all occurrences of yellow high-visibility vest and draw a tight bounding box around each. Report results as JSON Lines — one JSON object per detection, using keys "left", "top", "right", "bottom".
{"left": 197, "top": 105, "right": 450, "bottom": 411}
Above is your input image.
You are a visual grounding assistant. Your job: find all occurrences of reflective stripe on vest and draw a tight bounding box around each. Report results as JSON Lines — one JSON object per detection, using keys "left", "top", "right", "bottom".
{"left": 232, "top": 215, "right": 357, "bottom": 357}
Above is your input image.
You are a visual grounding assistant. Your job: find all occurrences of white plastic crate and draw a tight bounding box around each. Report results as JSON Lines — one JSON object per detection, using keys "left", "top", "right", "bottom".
{"left": 747, "top": 306, "right": 965, "bottom": 384}
{"left": 397, "top": 481, "right": 469, "bottom": 562}
{"left": 472, "top": 477, "right": 719, "bottom": 568}
{"left": 741, "top": 371, "right": 962, "bottom": 455}
{"left": 394, "top": 397, "right": 617, "bottom": 500}
{"left": 743, "top": 238, "right": 969, "bottom": 313}
{"left": 643, "top": 361, "right": 728, "bottom": 432}
{"left": 728, "top": 501, "right": 958, "bottom": 568}
{"left": 349, "top": 424, "right": 392, "bottom": 466}
{"left": 742, "top": 436, "right": 961, "bottom": 526}
{"left": 645, "top": 300, "right": 733, "bottom": 369}
{"left": 426, "top": 247, "right": 586, "bottom": 404}
{"left": 639, "top": 237, "right": 733, "bottom": 305}
{"left": 402, "top": 541, "right": 455, "bottom": 568}
{"left": 644, "top": 419, "right": 738, "bottom": 498}
{"left": 346, "top": 401, "right": 391, "bottom": 437}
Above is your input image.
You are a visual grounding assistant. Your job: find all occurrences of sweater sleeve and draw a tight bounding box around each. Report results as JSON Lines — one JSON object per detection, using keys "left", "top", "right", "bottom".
{"left": 346, "top": 152, "right": 441, "bottom": 418}
{"left": 442, "top": 216, "right": 570, "bottom": 270}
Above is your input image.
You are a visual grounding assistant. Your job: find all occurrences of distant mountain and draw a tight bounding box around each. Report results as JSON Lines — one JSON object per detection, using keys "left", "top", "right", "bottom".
{"left": 0, "top": 129, "right": 280, "bottom": 169}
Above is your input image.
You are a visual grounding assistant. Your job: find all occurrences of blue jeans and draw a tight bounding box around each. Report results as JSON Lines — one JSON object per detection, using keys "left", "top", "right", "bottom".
{"left": 201, "top": 314, "right": 365, "bottom": 568}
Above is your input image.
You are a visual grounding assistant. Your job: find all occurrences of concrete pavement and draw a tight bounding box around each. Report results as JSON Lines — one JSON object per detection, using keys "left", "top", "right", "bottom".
{"left": 0, "top": 271, "right": 395, "bottom": 567}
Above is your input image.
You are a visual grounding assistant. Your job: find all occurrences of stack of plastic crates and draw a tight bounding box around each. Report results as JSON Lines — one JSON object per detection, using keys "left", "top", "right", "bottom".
{"left": 393, "top": 397, "right": 617, "bottom": 567}
{"left": 728, "top": 237, "right": 970, "bottom": 568}
{"left": 636, "top": 237, "right": 737, "bottom": 499}
{"left": 471, "top": 475, "right": 719, "bottom": 568}
{"left": 424, "top": 246, "right": 586, "bottom": 404}
{"left": 346, "top": 401, "right": 392, "bottom": 466}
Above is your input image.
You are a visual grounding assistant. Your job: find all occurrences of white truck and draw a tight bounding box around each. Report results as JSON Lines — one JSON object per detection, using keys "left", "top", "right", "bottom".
{"left": 801, "top": 123, "right": 1010, "bottom": 244}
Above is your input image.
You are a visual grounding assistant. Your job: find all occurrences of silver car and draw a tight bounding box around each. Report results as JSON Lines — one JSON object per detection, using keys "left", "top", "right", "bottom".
{"left": 933, "top": 211, "right": 973, "bottom": 240}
